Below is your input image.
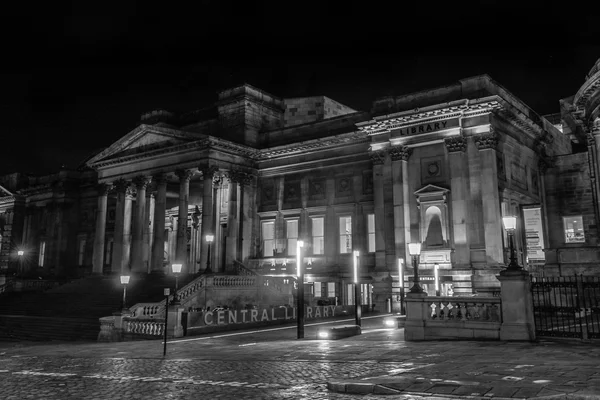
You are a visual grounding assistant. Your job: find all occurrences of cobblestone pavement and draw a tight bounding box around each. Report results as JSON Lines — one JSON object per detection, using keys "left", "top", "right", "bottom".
{"left": 1, "top": 315, "right": 599, "bottom": 399}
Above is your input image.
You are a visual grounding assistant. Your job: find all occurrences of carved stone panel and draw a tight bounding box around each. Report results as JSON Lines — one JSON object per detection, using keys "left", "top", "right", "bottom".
{"left": 336, "top": 176, "right": 353, "bottom": 197}
{"left": 284, "top": 177, "right": 301, "bottom": 203}
{"left": 421, "top": 156, "right": 445, "bottom": 184}
{"left": 309, "top": 177, "right": 326, "bottom": 200}
{"left": 261, "top": 179, "right": 276, "bottom": 205}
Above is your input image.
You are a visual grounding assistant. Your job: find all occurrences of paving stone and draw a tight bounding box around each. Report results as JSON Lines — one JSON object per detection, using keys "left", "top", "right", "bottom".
{"left": 373, "top": 384, "right": 402, "bottom": 394}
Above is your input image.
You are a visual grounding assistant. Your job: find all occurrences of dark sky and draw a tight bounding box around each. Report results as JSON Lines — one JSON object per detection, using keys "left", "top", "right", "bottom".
{"left": 1, "top": 1, "right": 599, "bottom": 176}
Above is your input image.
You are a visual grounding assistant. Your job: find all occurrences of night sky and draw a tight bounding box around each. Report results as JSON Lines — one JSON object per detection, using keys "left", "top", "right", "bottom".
{"left": 1, "top": 1, "right": 598, "bottom": 176}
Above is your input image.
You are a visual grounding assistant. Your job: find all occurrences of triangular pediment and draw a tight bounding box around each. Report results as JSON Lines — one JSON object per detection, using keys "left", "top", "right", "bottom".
{"left": 414, "top": 184, "right": 449, "bottom": 196}
{"left": 87, "top": 125, "right": 205, "bottom": 166}
{"left": 0, "top": 184, "right": 13, "bottom": 197}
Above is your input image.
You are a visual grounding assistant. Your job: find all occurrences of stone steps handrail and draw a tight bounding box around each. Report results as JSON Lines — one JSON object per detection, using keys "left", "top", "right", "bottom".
{"left": 123, "top": 317, "right": 165, "bottom": 336}
{"left": 426, "top": 296, "right": 502, "bottom": 322}
{"left": 233, "top": 260, "right": 285, "bottom": 293}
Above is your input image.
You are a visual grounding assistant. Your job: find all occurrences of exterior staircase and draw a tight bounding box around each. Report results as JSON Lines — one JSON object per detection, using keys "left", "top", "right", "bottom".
{"left": 0, "top": 273, "right": 196, "bottom": 342}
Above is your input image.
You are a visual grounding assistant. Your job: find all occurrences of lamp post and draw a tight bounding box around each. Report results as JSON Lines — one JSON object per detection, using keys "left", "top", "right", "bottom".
{"left": 205, "top": 234, "right": 214, "bottom": 274}
{"left": 398, "top": 258, "right": 405, "bottom": 314}
{"left": 120, "top": 275, "right": 130, "bottom": 311}
{"left": 296, "top": 240, "right": 304, "bottom": 339}
{"left": 408, "top": 242, "right": 423, "bottom": 293}
{"left": 434, "top": 263, "right": 440, "bottom": 296}
{"left": 502, "top": 216, "right": 521, "bottom": 270}
{"left": 171, "top": 263, "right": 182, "bottom": 305}
{"left": 353, "top": 250, "right": 362, "bottom": 326}
{"left": 17, "top": 250, "right": 24, "bottom": 277}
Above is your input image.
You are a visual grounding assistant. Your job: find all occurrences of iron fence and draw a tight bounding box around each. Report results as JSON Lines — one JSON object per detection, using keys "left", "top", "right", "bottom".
{"left": 531, "top": 275, "right": 600, "bottom": 340}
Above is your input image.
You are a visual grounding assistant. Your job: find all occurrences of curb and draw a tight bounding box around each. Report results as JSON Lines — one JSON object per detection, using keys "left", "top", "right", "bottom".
{"left": 327, "top": 381, "right": 598, "bottom": 399}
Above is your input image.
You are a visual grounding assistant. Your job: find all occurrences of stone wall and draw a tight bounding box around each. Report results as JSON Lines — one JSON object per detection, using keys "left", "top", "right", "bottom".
{"left": 543, "top": 152, "right": 600, "bottom": 275}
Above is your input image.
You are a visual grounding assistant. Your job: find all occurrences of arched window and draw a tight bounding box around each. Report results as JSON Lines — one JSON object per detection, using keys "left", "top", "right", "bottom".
{"left": 425, "top": 206, "right": 444, "bottom": 247}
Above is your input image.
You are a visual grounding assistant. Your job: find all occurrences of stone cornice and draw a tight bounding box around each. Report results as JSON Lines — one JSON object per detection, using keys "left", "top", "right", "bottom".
{"left": 257, "top": 131, "right": 368, "bottom": 160}
{"left": 574, "top": 68, "right": 600, "bottom": 112}
{"left": 357, "top": 97, "right": 502, "bottom": 136}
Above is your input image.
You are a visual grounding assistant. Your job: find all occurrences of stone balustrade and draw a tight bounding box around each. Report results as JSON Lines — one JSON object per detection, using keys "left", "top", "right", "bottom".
{"left": 124, "top": 318, "right": 165, "bottom": 337}
{"left": 130, "top": 303, "right": 164, "bottom": 318}
{"left": 426, "top": 296, "right": 502, "bottom": 322}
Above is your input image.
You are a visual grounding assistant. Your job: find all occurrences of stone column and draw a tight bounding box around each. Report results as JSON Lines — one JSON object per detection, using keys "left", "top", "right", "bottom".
{"left": 199, "top": 166, "right": 218, "bottom": 272}
{"left": 92, "top": 184, "right": 110, "bottom": 274}
{"left": 151, "top": 174, "right": 168, "bottom": 273}
{"left": 370, "top": 149, "right": 387, "bottom": 269}
{"left": 445, "top": 137, "right": 471, "bottom": 267}
{"left": 389, "top": 145, "right": 412, "bottom": 268}
{"left": 175, "top": 169, "right": 193, "bottom": 274}
{"left": 131, "top": 176, "right": 151, "bottom": 273}
{"left": 143, "top": 192, "right": 155, "bottom": 273}
{"left": 112, "top": 179, "right": 134, "bottom": 274}
{"left": 475, "top": 131, "right": 504, "bottom": 266}
{"left": 225, "top": 171, "right": 242, "bottom": 270}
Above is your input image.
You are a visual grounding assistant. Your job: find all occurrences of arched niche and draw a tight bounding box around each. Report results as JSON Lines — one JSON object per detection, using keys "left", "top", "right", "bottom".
{"left": 414, "top": 184, "right": 450, "bottom": 250}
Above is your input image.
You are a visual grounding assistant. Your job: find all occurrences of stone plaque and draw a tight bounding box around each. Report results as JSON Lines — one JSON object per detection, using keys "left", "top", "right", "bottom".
{"left": 261, "top": 179, "right": 276, "bottom": 204}
{"left": 421, "top": 156, "right": 444, "bottom": 184}
{"left": 309, "top": 178, "right": 326, "bottom": 199}
{"left": 284, "top": 179, "right": 301, "bottom": 203}
{"left": 336, "top": 176, "right": 353, "bottom": 197}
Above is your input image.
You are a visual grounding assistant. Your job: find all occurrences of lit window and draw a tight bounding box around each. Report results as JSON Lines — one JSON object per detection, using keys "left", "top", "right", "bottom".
{"left": 314, "top": 281, "right": 322, "bottom": 297}
{"left": 286, "top": 219, "right": 298, "bottom": 256}
{"left": 367, "top": 213, "right": 375, "bottom": 253}
{"left": 327, "top": 282, "right": 335, "bottom": 297}
{"left": 261, "top": 221, "right": 275, "bottom": 257}
{"left": 311, "top": 216, "right": 324, "bottom": 255}
{"left": 38, "top": 241, "right": 46, "bottom": 267}
{"left": 564, "top": 216, "right": 585, "bottom": 243}
{"left": 78, "top": 239, "right": 86, "bottom": 266}
{"left": 339, "top": 216, "right": 352, "bottom": 254}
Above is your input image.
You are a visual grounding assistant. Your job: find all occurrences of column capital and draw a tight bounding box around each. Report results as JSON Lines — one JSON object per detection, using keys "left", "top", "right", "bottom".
{"left": 587, "top": 132, "right": 596, "bottom": 146}
{"left": 153, "top": 173, "right": 169, "bottom": 186}
{"left": 199, "top": 165, "right": 220, "bottom": 179}
{"left": 96, "top": 183, "right": 112, "bottom": 195}
{"left": 113, "top": 178, "right": 132, "bottom": 193}
{"left": 388, "top": 145, "right": 412, "bottom": 161}
{"left": 132, "top": 176, "right": 152, "bottom": 189}
{"left": 444, "top": 136, "right": 467, "bottom": 153}
{"left": 369, "top": 149, "right": 387, "bottom": 165}
{"left": 474, "top": 132, "right": 498, "bottom": 150}
{"left": 175, "top": 169, "right": 194, "bottom": 182}
{"left": 226, "top": 169, "right": 255, "bottom": 186}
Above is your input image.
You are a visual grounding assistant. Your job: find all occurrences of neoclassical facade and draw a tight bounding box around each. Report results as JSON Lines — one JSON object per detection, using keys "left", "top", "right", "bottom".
{"left": 2, "top": 58, "right": 600, "bottom": 309}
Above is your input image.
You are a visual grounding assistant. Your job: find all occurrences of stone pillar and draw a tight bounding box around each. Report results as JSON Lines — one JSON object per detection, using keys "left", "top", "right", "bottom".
{"left": 151, "top": 174, "right": 168, "bottom": 273}
{"left": 497, "top": 269, "right": 535, "bottom": 340}
{"left": 370, "top": 149, "right": 387, "bottom": 269}
{"left": 445, "top": 137, "right": 471, "bottom": 267}
{"left": 389, "top": 145, "right": 412, "bottom": 269}
{"left": 475, "top": 132, "right": 504, "bottom": 266}
{"left": 175, "top": 169, "right": 193, "bottom": 274}
{"left": 199, "top": 166, "right": 218, "bottom": 273}
{"left": 92, "top": 184, "right": 110, "bottom": 274}
{"left": 131, "top": 176, "right": 151, "bottom": 273}
{"left": 112, "top": 179, "right": 134, "bottom": 274}
{"left": 143, "top": 192, "right": 155, "bottom": 273}
{"left": 404, "top": 292, "right": 428, "bottom": 341}
{"left": 225, "top": 173, "right": 240, "bottom": 270}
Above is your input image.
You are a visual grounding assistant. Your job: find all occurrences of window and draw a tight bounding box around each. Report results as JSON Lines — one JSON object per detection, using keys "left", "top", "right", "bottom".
{"left": 311, "top": 216, "right": 324, "bottom": 255}
{"left": 367, "top": 213, "right": 375, "bottom": 253}
{"left": 38, "top": 241, "right": 46, "bottom": 267}
{"left": 78, "top": 239, "right": 86, "bottom": 266}
{"left": 339, "top": 216, "right": 352, "bottom": 253}
{"left": 564, "top": 216, "right": 585, "bottom": 243}
{"left": 286, "top": 219, "right": 298, "bottom": 256}
{"left": 314, "top": 281, "right": 322, "bottom": 297}
{"left": 261, "top": 221, "right": 275, "bottom": 257}
{"left": 327, "top": 282, "right": 335, "bottom": 298}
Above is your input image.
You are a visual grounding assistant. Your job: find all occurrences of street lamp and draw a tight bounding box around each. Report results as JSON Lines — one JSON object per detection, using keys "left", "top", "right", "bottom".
{"left": 171, "top": 263, "right": 182, "bottom": 305}
{"left": 296, "top": 240, "right": 304, "bottom": 339}
{"left": 502, "top": 216, "right": 521, "bottom": 270}
{"left": 120, "top": 275, "right": 130, "bottom": 311}
{"left": 408, "top": 242, "right": 423, "bottom": 293}
{"left": 398, "top": 258, "right": 405, "bottom": 314}
{"left": 434, "top": 263, "right": 440, "bottom": 296}
{"left": 17, "top": 250, "right": 24, "bottom": 276}
{"left": 205, "top": 234, "right": 214, "bottom": 274}
{"left": 353, "top": 250, "right": 362, "bottom": 326}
